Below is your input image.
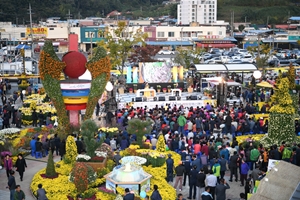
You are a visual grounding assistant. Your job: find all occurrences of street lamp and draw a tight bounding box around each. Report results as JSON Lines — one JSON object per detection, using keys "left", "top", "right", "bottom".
{"left": 253, "top": 70, "right": 262, "bottom": 79}
{"left": 181, "top": 27, "right": 184, "bottom": 47}
{"left": 105, "top": 81, "right": 113, "bottom": 92}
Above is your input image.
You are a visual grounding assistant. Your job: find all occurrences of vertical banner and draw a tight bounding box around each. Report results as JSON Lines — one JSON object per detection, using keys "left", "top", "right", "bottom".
{"left": 126, "top": 66, "right": 132, "bottom": 83}
{"left": 172, "top": 66, "right": 178, "bottom": 82}
{"left": 133, "top": 66, "right": 138, "bottom": 83}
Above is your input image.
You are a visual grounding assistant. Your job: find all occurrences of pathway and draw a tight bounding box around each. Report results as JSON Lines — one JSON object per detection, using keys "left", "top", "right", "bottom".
{"left": 0, "top": 154, "right": 61, "bottom": 200}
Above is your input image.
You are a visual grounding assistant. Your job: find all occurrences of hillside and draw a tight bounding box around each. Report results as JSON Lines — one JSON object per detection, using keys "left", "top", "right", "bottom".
{"left": 0, "top": 0, "right": 299, "bottom": 24}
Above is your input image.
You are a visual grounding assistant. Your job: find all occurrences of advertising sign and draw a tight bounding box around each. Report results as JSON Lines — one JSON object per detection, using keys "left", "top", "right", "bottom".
{"left": 26, "top": 27, "right": 48, "bottom": 37}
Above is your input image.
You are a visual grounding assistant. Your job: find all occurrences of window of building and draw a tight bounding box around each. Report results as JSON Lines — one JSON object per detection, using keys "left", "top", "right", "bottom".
{"left": 208, "top": 31, "right": 212, "bottom": 35}
{"left": 49, "top": 28, "right": 54, "bottom": 30}
{"left": 157, "top": 32, "right": 165, "bottom": 37}
{"left": 168, "top": 32, "right": 174, "bottom": 37}
{"left": 192, "top": 9, "right": 195, "bottom": 12}
{"left": 192, "top": 17, "right": 195, "bottom": 20}
{"left": 192, "top": 13, "right": 195, "bottom": 16}
{"left": 20, "top": 33, "right": 25, "bottom": 38}
{"left": 219, "top": 31, "right": 222, "bottom": 35}
{"left": 85, "top": 32, "right": 95, "bottom": 38}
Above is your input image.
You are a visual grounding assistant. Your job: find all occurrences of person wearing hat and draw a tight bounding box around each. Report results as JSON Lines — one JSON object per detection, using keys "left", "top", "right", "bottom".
{"left": 151, "top": 135, "right": 157, "bottom": 150}
{"left": 166, "top": 154, "right": 174, "bottom": 183}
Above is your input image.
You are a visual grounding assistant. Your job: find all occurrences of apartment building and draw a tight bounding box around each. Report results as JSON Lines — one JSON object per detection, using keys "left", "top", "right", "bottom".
{"left": 177, "top": 0, "right": 217, "bottom": 25}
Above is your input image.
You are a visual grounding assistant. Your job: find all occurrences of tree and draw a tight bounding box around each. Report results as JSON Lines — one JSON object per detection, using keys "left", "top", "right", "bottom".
{"left": 81, "top": 119, "right": 101, "bottom": 158}
{"left": 173, "top": 48, "right": 205, "bottom": 68}
{"left": 247, "top": 44, "right": 272, "bottom": 74}
{"left": 238, "top": 24, "right": 245, "bottom": 32}
{"left": 128, "top": 45, "right": 161, "bottom": 63}
{"left": 45, "top": 151, "right": 57, "bottom": 178}
{"left": 127, "top": 118, "right": 152, "bottom": 146}
{"left": 261, "top": 77, "right": 300, "bottom": 146}
{"left": 98, "top": 21, "right": 148, "bottom": 84}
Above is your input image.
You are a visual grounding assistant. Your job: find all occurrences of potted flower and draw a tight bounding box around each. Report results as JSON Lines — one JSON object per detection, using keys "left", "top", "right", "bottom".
{"left": 133, "top": 84, "right": 138, "bottom": 93}
{"left": 167, "top": 85, "right": 172, "bottom": 93}
{"left": 129, "top": 88, "right": 133, "bottom": 93}
{"left": 162, "top": 88, "right": 167, "bottom": 93}
{"left": 157, "top": 85, "right": 161, "bottom": 93}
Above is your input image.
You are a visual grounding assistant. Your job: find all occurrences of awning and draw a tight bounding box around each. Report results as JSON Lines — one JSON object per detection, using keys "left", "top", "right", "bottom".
{"left": 195, "top": 64, "right": 227, "bottom": 72}
{"left": 195, "top": 63, "right": 257, "bottom": 72}
{"left": 197, "top": 43, "right": 236, "bottom": 48}
{"left": 256, "top": 81, "right": 274, "bottom": 88}
{"left": 226, "top": 64, "right": 258, "bottom": 72}
{"left": 208, "top": 79, "right": 242, "bottom": 86}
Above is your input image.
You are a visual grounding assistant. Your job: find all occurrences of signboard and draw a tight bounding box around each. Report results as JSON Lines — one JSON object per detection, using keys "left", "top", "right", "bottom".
{"left": 26, "top": 27, "right": 48, "bottom": 37}
{"left": 288, "top": 35, "right": 300, "bottom": 40}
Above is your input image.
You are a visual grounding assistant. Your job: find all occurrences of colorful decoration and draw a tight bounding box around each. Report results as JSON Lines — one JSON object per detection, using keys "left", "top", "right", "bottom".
{"left": 84, "top": 46, "right": 111, "bottom": 120}
{"left": 62, "top": 51, "right": 87, "bottom": 79}
{"left": 38, "top": 41, "right": 70, "bottom": 132}
{"left": 64, "top": 135, "right": 78, "bottom": 165}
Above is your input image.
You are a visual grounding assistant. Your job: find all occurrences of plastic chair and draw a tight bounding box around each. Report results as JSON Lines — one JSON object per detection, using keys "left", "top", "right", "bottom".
{"left": 35, "top": 152, "right": 43, "bottom": 159}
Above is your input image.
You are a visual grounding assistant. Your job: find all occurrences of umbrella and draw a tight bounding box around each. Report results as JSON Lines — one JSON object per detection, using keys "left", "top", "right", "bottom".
{"left": 15, "top": 44, "right": 31, "bottom": 50}
{"left": 256, "top": 81, "right": 274, "bottom": 88}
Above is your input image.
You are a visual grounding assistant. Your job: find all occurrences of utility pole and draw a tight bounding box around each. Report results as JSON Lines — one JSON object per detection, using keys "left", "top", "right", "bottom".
{"left": 28, "top": 4, "right": 34, "bottom": 58}
{"left": 66, "top": 10, "right": 72, "bottom": 51}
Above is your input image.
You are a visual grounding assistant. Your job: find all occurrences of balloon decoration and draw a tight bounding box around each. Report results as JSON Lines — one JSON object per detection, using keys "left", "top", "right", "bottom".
{"left": 140, "top": 191, "right": 146, "bottom": 198}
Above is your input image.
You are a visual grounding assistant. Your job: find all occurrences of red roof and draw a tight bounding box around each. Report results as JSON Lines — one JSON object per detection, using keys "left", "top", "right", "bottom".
{"left": 275, "top": 25, "right": 297, "bottom": 29}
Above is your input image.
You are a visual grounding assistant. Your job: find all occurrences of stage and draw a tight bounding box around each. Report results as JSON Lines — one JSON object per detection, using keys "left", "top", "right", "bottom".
{"left": 116, "top": 91, "right": 217, "bottom": 109}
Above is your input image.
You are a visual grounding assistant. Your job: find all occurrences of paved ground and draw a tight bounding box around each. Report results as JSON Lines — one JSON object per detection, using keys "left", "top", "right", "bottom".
{"left": 175, "top": 170, "right": 244, "bottom": 200}
{"left": 0, "top": 155, "right": 61, "bottom": 200}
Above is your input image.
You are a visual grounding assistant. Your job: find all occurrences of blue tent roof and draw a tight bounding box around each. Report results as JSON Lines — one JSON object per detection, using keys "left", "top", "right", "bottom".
{"left": 15, "top": 44, "right": 31, "bottom": 49}
{"left": 146, "top": 41, "right": 192, "bottom": 46}
{"left": 289, "top": 16, "right": 300, "bottom": 21}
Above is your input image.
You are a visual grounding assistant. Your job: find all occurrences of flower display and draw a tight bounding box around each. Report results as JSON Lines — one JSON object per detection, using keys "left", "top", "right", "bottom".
{"left": 120, "top": 156, "right": 147, "bottom": 165}
{"left": 20, "top": 94, "right": 57, "bottom": 125}
{"left": 76, "top": 154, "right": 91, "bottom": 161}
{"left": 84, "top": 46, "right": 111, "bottom": 120}
{"left": 98, "top": 127, "right": 119, "bottom": 134}
{"left": 64, "top": 136, "right": 78, "bottom": 165}
{"left": 38, "top": 40, "right": 70, "bottom": 133}
{"left": 95, "top": 151, "right": 107, "bottom": 158}
{"left": 0, "top": 128, "right": 21, "bottom": 136}
{"left": 156, "top": 135, "right": 166, "bottom": 152}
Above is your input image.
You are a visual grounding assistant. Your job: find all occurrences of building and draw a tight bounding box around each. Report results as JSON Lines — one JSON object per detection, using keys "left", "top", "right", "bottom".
{"left": 177, "top": 0, "right": 217, "bottom": 25}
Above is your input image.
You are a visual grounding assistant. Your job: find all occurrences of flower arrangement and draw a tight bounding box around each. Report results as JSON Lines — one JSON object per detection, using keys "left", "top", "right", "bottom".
{"left": 76, "top": 155, "right": 91, "bottom": 162}
{"left": 156, "top": 135, "right": 166, "bottom": 152}
{"left": 38, "top": 40, "right": 70, "bottom": 133}
{"left": 64, "top": 136, "right": 78, "bottom": 165}
{"left": 157, "top": 85, "right": 161, "bottom": 89}
{"left": 0, "top": 128, "right": 21, "bottom": 139}
{"left": 84, "top": 46, "right": 111, "bottom": 120}
{"left": 69, "top": 163, "right": 97, "bottom": 184}
{"left": 129, "top": 88, "right": 133, "bottom": 91}
{"left": 98, "top": 127, "right": 119, "bottom": 134}
{"left": 95, "top": 151, "right": 107, "bottom": 158}
{"left": 167, "top": 85, "right": 171, "bottom": 89}
{"left": 71, "top": 162, "right": 90, "bottom": 193}
{"left": 97, "top": 143, "right": 114, "bottom": 159}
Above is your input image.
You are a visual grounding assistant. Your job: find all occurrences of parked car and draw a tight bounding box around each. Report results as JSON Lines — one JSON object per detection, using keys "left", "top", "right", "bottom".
{"left": 204, "top": 57, "right": 221, "bottom": 64}
{"left": 228, "top": 59, "right": 243, "bottom": 64}
{"left": 241, "top": 54, "right": 255, "bottom": 63}
{"left": 157, "top": 50, "right": 175, "bottom": 55}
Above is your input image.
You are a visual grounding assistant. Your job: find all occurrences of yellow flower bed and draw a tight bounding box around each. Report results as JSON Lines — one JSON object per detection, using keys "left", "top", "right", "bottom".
{"left": 31, "top": 146, "right": 181, "bottom": 200}
{"left": 11, "top": 129, "right": 28, "bottom": 148}
{"left": 236, "top": 134, "right": 300, "bottom": 145}
{"left": 30, "top": 161, "right": 77, "bottom": 199}
{"left": 98, "top": 127, "right": 119, "bottom": 133}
